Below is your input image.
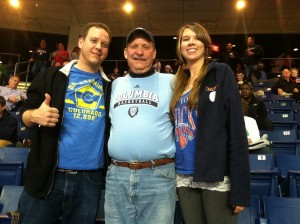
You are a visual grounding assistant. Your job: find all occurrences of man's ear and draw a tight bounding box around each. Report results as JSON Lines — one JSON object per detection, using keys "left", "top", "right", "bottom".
{"left": 124, "top": 48, "right": 128, "bottom": 59}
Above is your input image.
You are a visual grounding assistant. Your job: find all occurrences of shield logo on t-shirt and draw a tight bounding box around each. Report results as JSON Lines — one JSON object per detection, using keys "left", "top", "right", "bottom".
{"left": 128, "top": 106, "right": 138, "bottom": 118}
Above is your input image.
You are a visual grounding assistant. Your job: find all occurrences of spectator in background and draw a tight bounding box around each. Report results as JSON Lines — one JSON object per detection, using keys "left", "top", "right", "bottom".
{"left": 221, "top": 42, "right": 240, "bottom": 73}
{"left": 29, "top": 39, "right": 51, "bottom": 78}
{"left": 152, "top": 59, "right": 161, "bottom": 72}
{"left": 164, "top": 64, "right": 173, "bottom": 74}
{"left": 240, "top": 82, "right": 272, "bottom": 130}
{"left": 70, "top": 46, "right": 80, "bottom": 60}
{"left": 236, "top": 70, "right": 247, "bottom": 89}
{"left": 0, "top": 60, "right": 8, "bottom": 86}
{"left": 270, "top": 53, "right": 285, "bottom": 78}
{"left": 252, "top": 62, "right": 270, "bottom": 82}
{"left": 0, "top": 75, "right": 27, "bottom": 111}
{"left": 0, "top": 95, "right": 18, "bottom": 146}
{"left": 290, "top": 68, "right": 300, "bottom": 84}
{"left": 243, "top": 36, "right": 264, "bottom": 79}
{"left": 51, "top": 43, "right": 69, "bottom": 66}
{"left": 108, "top": 67, "right": 121, "bottom": 81}
{"left": 271, "top": 68, "right": 299, "bottom": 97}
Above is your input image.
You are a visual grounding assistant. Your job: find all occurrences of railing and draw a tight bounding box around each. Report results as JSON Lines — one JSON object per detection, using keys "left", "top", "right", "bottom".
{"left": 14, "top": 60, "right": 32, "bottom": 92}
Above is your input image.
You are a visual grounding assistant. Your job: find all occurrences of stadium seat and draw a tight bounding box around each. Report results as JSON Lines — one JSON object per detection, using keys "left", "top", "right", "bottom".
{"left": 271, "top": 95, "right": 296, "bottom": 103}
{"left": 263, "top": 197, "right": 300, "bottom": 224}
{"left": 260, "top": 130, "right": 300, "bottom": 155}
{"left": 237, "top": 196, "right": 261, "bottom": 224}
{"left": 276, "top": 155, "right": 300, "bottom": 197}
{"left": 0, "top": 163, "right": 23, "bottom": 188}
{"left": 0, "top": 185, "right": 24, "bottom": 215}
{"left": 289, "top": 171, "right": 300, "bottom": 198}
{"left": 0, "top": 147, "right": 30, "bottom": 168}
{"left": 249, "top": 154, "right": 276, "bottom": 171}
{"left": 250, "top": 154, "right": 280, "bottom": 211}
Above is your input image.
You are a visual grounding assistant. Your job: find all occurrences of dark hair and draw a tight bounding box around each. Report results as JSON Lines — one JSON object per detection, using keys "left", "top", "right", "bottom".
{"left": 81, "top": 22, "right": 111, "bottom": 40}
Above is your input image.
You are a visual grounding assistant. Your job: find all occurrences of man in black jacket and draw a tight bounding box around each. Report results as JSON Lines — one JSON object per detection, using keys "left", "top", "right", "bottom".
{"left": 0, "top": 95, "right": 18, "bottom": 146}
{"left": 18, "top": 23, "right": 112, "bottom": 224}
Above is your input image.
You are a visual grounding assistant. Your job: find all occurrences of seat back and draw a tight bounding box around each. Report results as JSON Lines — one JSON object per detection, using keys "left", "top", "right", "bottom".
{"left": 0, "top": 185, "right": 24, "bottom": 215}
{"left": 249, "top": 154, "right": 275, "bottom": 171}
{"left": 260, "top": 130, "right": 297, "bottom": 142}
{"left": 0, "top": 163, "right": 23, "bottom": 187}
{"left": 264, "top": 197, "right": 300, "bottom": 224}
{"left": 0, "top": 147, "right": 30, "bottom": 168}
{"left": 276, "top": 154, "right": 300, "bottom": 178}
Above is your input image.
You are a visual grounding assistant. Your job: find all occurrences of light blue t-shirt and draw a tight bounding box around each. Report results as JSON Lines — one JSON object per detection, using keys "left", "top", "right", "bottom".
{"left": 58, "top": 66, "right": 106, "bottom": 170}
{"left": 174, "top": 90, "right": 198, "bottom": 174}
{"left": 108, "top": 72, "right": 175, "bottom": 161}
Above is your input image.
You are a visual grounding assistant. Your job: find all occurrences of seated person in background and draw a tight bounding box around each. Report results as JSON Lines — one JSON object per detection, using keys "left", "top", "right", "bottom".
{"left": 236, "top": 70, "right": 247, "bottom": 89}
{"left": 252, "top": 62, "right": 271, "bottom": 82}
{"left": 108, "top": 67, "right": 121, "bottom": 81}
{"left": 240, "top": 82, "right": 272, "bottom": 130}
{"left": 163, "top": 64, "right": 173, "bottom": 74}
{"left": 0, "top": 75, "right": 27, "bottom": 111}
{"left": 271, "top": 68, "right": 300, "bottom": 99}
{"left": 241, "top": 98, "right": 272, "bottom": 154}
{"left": 0, "top": 96, "right": 18, "bottom": 146}
{"left": 290, "top": 68, "right": 300, "bottom": 84}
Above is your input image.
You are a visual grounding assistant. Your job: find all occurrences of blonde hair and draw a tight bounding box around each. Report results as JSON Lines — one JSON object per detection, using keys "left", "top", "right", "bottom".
{"left": 170, "top": 23, "right": 212, "bottom": 122}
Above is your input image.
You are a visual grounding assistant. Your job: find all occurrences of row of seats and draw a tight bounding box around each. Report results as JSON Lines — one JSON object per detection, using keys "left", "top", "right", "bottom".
{"left": 250, "top": 154, "right": 300, "bottom": 202}
{"left": 238, "top": 196, "right": 300, "bottom": 224}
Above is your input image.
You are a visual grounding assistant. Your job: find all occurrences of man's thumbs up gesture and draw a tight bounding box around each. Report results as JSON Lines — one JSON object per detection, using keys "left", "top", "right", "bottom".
{"left": 23, "top": 93, "right": 60, "bottom": 128}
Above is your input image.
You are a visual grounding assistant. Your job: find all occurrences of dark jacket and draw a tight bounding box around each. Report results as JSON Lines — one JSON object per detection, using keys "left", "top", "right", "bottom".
{"left": 0, "top": 109, "right": 18, "bottom": 142}
{"left": 193, "top": 61, "right": 250, "bottom": 207}
{"left": 248, "top": 96, "right": 272, "bottom": 130}
{"left": 20, "top": 61, "right": 111, "bottom": 199}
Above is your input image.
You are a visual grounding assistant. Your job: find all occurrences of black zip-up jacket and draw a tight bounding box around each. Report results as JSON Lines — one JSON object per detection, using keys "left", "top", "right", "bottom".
{"left": 193, "top": 62, "right": 251, "bottom": 207}
{"left": 20, "top": 60, "right": 111, "bottom": 199}
{"left": 0, "top": 109, "right": 18, "bottom": 142}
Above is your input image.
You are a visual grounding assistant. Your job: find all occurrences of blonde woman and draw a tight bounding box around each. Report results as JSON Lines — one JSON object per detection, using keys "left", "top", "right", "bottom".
{"left": 170, "top": 23, "right": 250, "bottom": 224}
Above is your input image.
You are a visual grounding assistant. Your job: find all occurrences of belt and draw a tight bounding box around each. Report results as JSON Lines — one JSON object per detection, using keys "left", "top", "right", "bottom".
{"left": 56, "top": 168, "right": 103, "bottom": 175}
{"left": 112, "top": 158, "right": 175, "bottom": 170}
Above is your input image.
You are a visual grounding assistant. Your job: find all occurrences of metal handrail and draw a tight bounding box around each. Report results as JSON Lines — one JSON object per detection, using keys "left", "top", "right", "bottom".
{"left": 14, "top": 60, "right": 32, "bottom": 92}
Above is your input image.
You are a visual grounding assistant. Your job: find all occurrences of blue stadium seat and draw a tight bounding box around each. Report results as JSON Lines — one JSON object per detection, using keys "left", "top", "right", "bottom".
{"left": 291, "top": 102, "right": 300, "bottom": 113}
{"left": 267, "top": 112, "right": 297, "bottom": 130}
{"left": 289, "top": 171, "right": 300, "bottom": 198}
{"left": 276, "top": 155, "right": 300, "bottom": 197}
{"left": 250, "top": 154, "right": 280, "bottom": 211}
{"left": 271, "top": 95, "right": 296, "bottom": 103}
{"left": 260, "top": 130, "right": 298, "bottom": 142}
{"left": 0, "top": 185, "right": 24, "bottom": 215}
{"left": 249, "top": 154, "right": 276, "bottom": 171}
{"left": 0, "top": 147, "right": 30, "bottom": 168}
{"left": 260, "top": 130, "right": 300, "bottom": 155}
{"left": 263, "top": 197, "right": 300, "bottom": 224}
{"left": 237, "top": 196, "right": 261, "bottom": 224}
{"left": 0, "top": 163, "right": 23, "bottom": 188}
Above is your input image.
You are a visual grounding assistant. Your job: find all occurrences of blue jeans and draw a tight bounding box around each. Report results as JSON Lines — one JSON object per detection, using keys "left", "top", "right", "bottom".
{"left": 105, "top": 163, "right": 176, "bottom": 224}
{"left": 32, "top": 61, "right": 48, "bottom": 78}
{"left": 245, "top": 64, "right": 258, "bottom": 79}
{"left": 18, "top": 170, "right": 105, "bottom": 224}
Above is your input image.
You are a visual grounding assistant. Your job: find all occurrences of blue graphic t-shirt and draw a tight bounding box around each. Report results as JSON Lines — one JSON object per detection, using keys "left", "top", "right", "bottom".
{"left": 58, "top": 66, "right": 106, "bottom": 170}
{"left": 175, "top": 90, "right": 198, "bottom": 174}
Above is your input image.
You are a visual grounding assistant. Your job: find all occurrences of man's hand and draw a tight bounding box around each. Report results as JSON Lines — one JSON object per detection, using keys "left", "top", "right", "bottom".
{"left": 30, "top": 93, "right": 59, "bottom": 127}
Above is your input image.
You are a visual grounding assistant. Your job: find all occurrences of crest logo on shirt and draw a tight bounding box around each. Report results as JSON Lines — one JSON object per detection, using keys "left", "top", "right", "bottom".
{"left": 75, "top": 85, "right": 102, "bottom": 110}
{"left": 128, "top": 106, "right": 138, "bottom": 118}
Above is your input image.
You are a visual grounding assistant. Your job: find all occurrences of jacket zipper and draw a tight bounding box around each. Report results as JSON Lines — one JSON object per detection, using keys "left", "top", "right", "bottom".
{"left": 45, "top": 74, "right": 69, "bottom": 199}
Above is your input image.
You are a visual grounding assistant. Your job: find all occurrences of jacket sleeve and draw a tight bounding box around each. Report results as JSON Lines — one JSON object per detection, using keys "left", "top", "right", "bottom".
{"left": 220, "top": 64, "right": 251, "bottom": 207}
